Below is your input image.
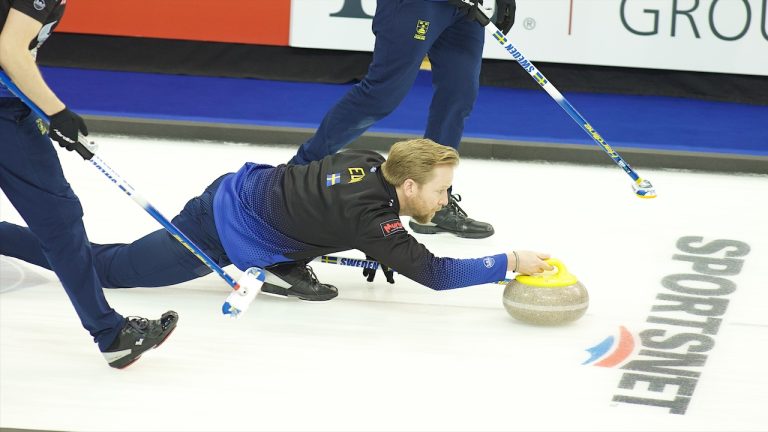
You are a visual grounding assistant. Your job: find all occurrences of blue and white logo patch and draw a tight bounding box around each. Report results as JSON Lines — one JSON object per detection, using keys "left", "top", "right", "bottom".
{"left": 483, "top": 256, "right": 495, "bottom": 268}
{"left": 33, "top": 0, "right": 45, "bottom": 11}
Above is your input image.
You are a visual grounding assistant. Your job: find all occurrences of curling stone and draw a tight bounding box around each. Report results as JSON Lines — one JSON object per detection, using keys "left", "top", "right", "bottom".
{"left": 503, "top": 258, "right": 588, "bottom": 325}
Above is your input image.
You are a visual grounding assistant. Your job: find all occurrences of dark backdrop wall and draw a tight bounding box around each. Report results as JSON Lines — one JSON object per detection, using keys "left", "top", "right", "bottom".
{"left": 39, "top": 34, "right": 768, "bottom": 106}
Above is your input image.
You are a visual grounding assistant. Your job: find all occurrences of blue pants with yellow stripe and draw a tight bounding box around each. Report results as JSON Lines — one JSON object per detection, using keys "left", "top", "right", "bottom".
{"left": 290, "top": 0, "right": 484, "bottom": 164}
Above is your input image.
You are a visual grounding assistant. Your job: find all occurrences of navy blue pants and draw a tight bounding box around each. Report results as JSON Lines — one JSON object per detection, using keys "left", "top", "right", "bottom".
{"left": 0, "top": 98, "right": 123, "bottom": 351}
{"left": 0, "top": 174, "right": 230, "bottom": 290}
{"left": 290, "top": 0, "right": 484, "bottom": 164}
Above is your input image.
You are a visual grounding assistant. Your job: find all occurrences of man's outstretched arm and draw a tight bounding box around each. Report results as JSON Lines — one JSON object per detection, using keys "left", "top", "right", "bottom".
{"left": 357, "top": 218, "right": 552, "bottom": 290}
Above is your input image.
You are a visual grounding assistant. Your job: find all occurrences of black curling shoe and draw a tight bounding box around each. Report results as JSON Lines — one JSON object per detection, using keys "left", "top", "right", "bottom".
{"left": 102, "top": 311, "right": 178, "bottom": 369}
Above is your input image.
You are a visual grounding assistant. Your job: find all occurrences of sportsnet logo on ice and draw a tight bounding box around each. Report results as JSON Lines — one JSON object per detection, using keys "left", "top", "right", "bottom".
{"left": 583, "top": 236, "right": 750, "bottom": 415}
{"left": 583, "top": 323, "right": 705, "bottom": 415}
{"left": 380, "top": 219, "right": 405, "bottom": 237}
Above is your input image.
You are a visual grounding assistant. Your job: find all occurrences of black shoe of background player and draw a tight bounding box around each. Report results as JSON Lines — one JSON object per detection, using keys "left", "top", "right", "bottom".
{"left": 261, "top": 261, "right": 338, "bottom": 301}
{"left": 102, "top": 311, "right": 178, "bottom": 369}
{"left": 409, "top": 194, "right": 494, "bottom": 239}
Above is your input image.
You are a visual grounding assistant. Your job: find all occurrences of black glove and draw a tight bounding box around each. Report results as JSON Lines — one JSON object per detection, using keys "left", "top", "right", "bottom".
{"left": 362, "top": 256, "right": 395, "bottom": 284}
{"left": 49, "top": 108, "right": 94, "bottom": 160}
{"left": 495, "top": 0, "right": 516, "bottom": 35}
{"left": 447, "top": 0, "right": 491, "bottom": 26}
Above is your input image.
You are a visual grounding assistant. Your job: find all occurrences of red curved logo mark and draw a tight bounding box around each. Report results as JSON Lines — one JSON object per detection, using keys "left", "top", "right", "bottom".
{"left": 594, "top": 326, "right": 635, "bottom": 367}
{"left": 583, "top": 325, "right": 635, "bottom": 367}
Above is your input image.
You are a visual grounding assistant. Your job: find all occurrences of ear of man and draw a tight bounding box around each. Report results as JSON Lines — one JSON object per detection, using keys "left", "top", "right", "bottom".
{"left": 402, "top": 178, "right": 419, "bottom": 197}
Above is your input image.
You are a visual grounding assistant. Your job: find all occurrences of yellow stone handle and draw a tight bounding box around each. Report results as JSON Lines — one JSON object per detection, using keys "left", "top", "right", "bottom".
{"left": 515, "top": 257, "right": 579, "bottom": 288}
{"left": 545, "top": 258, "right": 566, "bottom": 275}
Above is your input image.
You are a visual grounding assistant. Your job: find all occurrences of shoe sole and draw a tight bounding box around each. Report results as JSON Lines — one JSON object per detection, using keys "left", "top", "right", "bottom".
{"left": 264, "top": 291, "right": 338, "bottom": 302}
{"left": 409, "top": 224, "right": 495, "bottom": 239}
{"left": 261, "top": 283, "right": 338, "bottom": 302}
{"left": 297, "top": 294, "right": 337, "bottom": 302}
{"left": 113, "top": 324, "right": 178, "bottom": 370}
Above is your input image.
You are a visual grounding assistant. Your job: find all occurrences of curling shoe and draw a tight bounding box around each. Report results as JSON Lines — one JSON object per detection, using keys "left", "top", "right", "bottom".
{"left": 409, "top": 194, "right": 494, "bottom": 239}
{"left": 261, "top": 261, "right": 338, "bottom": 301}
{"left": 102, "top": 311, "right": 178, "bottom": 369}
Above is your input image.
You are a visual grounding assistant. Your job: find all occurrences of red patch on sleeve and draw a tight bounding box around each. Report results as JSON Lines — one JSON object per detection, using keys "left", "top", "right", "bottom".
{"left": 380, "top": 219, "right": 405, "bottom": 237}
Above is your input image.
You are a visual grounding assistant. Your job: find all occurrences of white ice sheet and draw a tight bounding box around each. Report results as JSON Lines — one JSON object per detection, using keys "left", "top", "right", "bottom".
{"left": 1, "top": 136, "right": 767, "bottom": 431}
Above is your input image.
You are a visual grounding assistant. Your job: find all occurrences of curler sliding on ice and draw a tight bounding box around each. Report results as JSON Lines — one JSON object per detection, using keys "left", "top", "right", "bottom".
{"left": 1, "top": 138, "right": 554, "bottom": 313}
{"left": 0, "top": 72, "right": 265, "bottom": 319}
{"left": 451, "top": 0, "right": 656, "bottom": 198}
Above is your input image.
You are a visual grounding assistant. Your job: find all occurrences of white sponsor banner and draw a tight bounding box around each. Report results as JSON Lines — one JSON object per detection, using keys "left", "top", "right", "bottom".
{"left": 290, "top": 0, "right": 768, "bottom": 76}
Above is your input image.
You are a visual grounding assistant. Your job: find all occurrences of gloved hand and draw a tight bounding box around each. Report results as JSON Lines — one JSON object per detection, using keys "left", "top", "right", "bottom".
{"left": 362, "top": 256, "right": 395, "bottom": 284}
{"left": 48, "top": 107, "right": 95, "bottom": 160}
{"left": 447, "top": 0, "right": 491, "bottom": 26}
{"left": 447, "top": 0, "right": 516, "bottom": 34}
{"left": 495, "top": 0, "right": 516, "bottom": 35}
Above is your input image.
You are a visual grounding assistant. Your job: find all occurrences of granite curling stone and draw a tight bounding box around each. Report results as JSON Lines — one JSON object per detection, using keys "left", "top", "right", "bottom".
{"left": 503, "top": 258, "right": 588, "bottom": 325}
